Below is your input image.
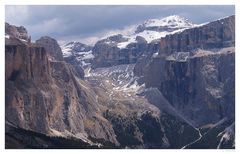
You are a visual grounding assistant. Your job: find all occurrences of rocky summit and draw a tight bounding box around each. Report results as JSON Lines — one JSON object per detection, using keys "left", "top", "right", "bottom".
{"left": 5, "top": 15, "right": 235, "bottom": 149}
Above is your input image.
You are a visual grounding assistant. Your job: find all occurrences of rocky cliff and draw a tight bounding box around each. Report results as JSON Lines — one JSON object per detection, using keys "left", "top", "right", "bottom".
{"left": 134, "top": 15, "right": 235, "bottom": 77}
{"left": 36, "top": 37, "right": 85, "bottom": 79}
{"left": 36, "top": 36, "right": 64, "bottom": 61}
{"left": 144, "top": 48, "right": 235, "bottom": 126}
{"left": 61, "top": 42, "right": 93, "bottom": 66}
{"left": 61, "top": 41, "right": 93, "bottom": 76}
{"left": 5, "top": 15, "right": 235, "bottom": 149}
{"left": 155, "top": 15, "right": 234, "bottom": 56}
{"left": 5, "top": 32, "right": 118, "bottom": 146}
{"left": 137, "top": 15, "right": 235, "bottom": 127}
{"left": 92, "top": 15, "right": 194, "bottom": 69}
{"left": 5, "top": 22, "right": 30, "bottom": 42}
{"left": 91, "top": 34, "right": 147, "bottom": 68}
{"left": 5, "top": 32, "right": 201, "bottom": 148}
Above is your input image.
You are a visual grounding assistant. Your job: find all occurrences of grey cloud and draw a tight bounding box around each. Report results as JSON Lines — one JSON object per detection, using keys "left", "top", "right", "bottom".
{"left": 5, "top": 5, "right": 234, "bottom": 45}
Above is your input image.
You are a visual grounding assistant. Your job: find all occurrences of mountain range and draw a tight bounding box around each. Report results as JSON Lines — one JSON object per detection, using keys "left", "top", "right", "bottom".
{"left": 5, "top": 15, "right": 235, "bottom": 149}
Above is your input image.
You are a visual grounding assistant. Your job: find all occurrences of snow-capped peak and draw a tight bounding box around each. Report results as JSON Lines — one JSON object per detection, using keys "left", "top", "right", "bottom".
{"left": 142, "top": 15, "right": 195, "bottom": 28}
{"left": 63, "top": 41, "right": 90, "bottom": 51}
{"left": 116, "top": 15, "right": 197, "bottom": 48}
{"left": 73, "top": 15, "right": 197, "bottom": 50}
{"left": 61, "top": 41, "right": 93, "bottom": 60}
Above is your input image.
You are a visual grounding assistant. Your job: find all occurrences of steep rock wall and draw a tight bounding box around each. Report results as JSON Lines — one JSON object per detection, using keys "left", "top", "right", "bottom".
{"left": 140, "top": 16, "right": 235, "bottom": 126}
{"left": 5, "top": 38, "right": 118, "bottom": 144}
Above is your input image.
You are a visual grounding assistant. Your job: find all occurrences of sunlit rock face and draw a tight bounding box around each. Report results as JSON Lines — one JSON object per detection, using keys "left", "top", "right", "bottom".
{"left": 5, "top": 33, "right": 200, "bottom": 148}
{"left": 5, "top": 34, "right": 119, "bottom": 146}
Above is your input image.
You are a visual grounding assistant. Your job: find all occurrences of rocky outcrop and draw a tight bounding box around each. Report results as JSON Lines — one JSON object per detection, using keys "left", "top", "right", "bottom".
{"left": 5, "top": 36, "right": 118, "bottom": 146}
{"left": 5, "top": 39, "right": 50, "bottom": 83}
{"left": 139, "top": 15, "right": 235, "bottom": 127}
{"left": 144, "top": 49, "right": 235, "bottom": 126}
{"left": 61, "top": 42, "right": 93, "bottom": 76}
{"left": 36, "top": 36, "right": 64, "bottom": 61}
{"left": 92, "top": 34, "right": 126, "bottom": 68}
{"left": 5, "top": 22, "right": 30, "bottom": 42}
{"left": 156, "top": 15, "right": 235, "bottom": 57}
{"left": 133, "top": 40, "right": 161, "bottom": 77}
{"left": 5, "top": 37, "right": 200, "bottom": 148}
{"left": 92, "top": 34, "right": 147, "bottom": 68}
{"left": 134, "top": 15, "right": 235, "bottom": 77}
{"left": 92, "top": 15, "right": 195, "bottom": 69}
{"left": 37, "top": 37, "right": 85, "bottom": 78}
{"left": 5, "top": 15, "right": 235, "bottom": 149}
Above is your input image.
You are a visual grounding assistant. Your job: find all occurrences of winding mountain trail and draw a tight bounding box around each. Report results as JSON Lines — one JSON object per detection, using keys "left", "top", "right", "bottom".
{"left": 181, "top": 129, "right": 203, "bottom": 149}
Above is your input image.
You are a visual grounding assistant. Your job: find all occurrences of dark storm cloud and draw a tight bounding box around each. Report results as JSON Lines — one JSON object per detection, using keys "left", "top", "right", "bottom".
{"left": 5, "top": 5, "right": 234, "bottom": 44}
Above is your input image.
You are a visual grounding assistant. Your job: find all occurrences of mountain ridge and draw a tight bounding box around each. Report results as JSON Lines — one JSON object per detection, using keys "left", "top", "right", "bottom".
{"left": 5, "top": 14, "right": 235, "bottom": 149}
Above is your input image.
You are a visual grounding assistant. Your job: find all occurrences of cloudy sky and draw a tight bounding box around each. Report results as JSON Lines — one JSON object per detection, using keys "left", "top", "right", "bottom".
{"left": 5, "top": 5, "right": 234, "bottom": 45}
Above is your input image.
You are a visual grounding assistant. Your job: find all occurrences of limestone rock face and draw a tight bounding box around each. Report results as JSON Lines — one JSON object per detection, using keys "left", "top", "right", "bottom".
{"left": 5, "top": 36, "right": 118, "bottom": 145}
{"left": 92, "top": 34, "right": 125, "bottom": 68}
{"left": 37, "top": 37, "right": 85, "bottom": 79}
{"left": 5, "top": 15, "right": 235, "bottom": 149}
{"left": 92, "top": 34, "right": 147, "bottom": 68}
{"left": 133, "top": 40, "right": 161, "bottom": 77}
{"left": 134, "top": 15, "right": 235, "bottom": 77}
{"left": 36, "top": 36, "right": 64, "bottom": 61}
{"left": 138, "top": 15, "right": 235, "bottom": 126}
{"left": 156, "top": 15, "right": 235, "bottom": 57}
{"left": 91, "top": 15, "right": 195, "bottom": 69}
{"left": 144, "top": 49, "right": 235, "bottom": 126}
{"left": 5, "top": 36, "right": 199, "bottom": 148}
